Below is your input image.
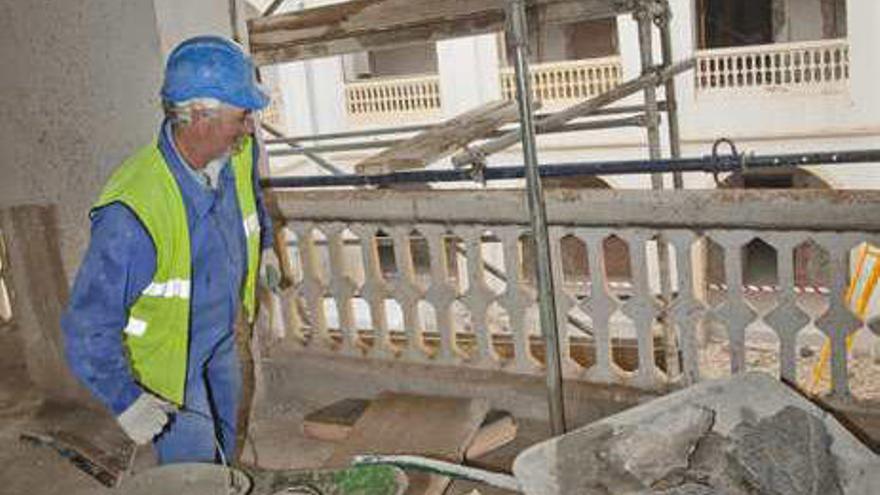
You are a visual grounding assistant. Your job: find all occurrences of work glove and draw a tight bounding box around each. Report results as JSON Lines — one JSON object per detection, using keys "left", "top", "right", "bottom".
{"left": 260, "top": 248, "right": 283, "bottom": 294}
{"left": 116, "top": 392, "right": 174, "bottom": 445}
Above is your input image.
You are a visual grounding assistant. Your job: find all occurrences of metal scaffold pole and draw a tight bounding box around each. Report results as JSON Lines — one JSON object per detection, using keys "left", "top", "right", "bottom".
{"left": 656, "top": 4, "right": 684, "bottom": 189}
{"left": 507, "top": 0, "right": 567, "bottom": 435}
{"left": 636, "top": 0, "right": 681, "bottom": 380}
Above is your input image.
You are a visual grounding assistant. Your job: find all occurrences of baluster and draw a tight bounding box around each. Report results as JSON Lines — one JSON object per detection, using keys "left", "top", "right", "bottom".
{"left": 814, "top": 233, "right": 863, "bottom": 400}
{"left": 620, "top": 230, "right": 663, "bottom": 387}
{"left": 350, "top": 223, "right": 394, "bottom": 359}
{"left": 421, "top": 224, "right": 463, "bottom": 364}
{"left": 272, "top": 223, "right": 305, "bottom": 344}
{"left": 581, "top": 229, "right": 624, "bottom": 384}
{"left": 415, "top": 82, "right": 424, "bottom": 112}
{"left": 763, "top": 233, "right": 810, "bottom": 384}
{"left": 710, "top": 231, "right": 757, "bottom": 374}
{"left": 497, "top": 227, "right": 540, "bottom": 373}
{"left": 391, "top": 226, "right": 430, "bottom": 362}
{"left": 325, "top": 223, "right": 359, "bottom": 356}
{"left": 462, "top": 226, "right": 501, "bottom": 368}
{"left": 292, "top": 224, "right": 331, "bottom": 349}
{"left": 548, "top": 227, "right": 580, "bottom": 376}
{"left": 666, "top": 231, "right": 707, "bottom": 386}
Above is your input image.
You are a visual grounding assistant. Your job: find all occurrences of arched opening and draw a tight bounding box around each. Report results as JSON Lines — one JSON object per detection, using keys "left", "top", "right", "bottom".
{"left": 709, "top": 169, "right": 832, "bottom": 289}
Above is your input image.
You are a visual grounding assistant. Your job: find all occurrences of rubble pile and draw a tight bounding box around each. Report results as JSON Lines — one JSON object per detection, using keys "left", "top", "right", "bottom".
{"left": 513, "top": 373, "right": 880, "bottom": 495}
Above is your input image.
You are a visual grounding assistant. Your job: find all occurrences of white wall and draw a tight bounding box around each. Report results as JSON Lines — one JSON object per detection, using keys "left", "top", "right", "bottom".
{"left": 437, "top": 34, "right": 503, "bottom": 118}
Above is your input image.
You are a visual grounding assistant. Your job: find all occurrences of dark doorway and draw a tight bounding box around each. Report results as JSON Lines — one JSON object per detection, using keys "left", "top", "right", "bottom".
{"left": 698, "top": 0, "right": 774, "bottom": 49}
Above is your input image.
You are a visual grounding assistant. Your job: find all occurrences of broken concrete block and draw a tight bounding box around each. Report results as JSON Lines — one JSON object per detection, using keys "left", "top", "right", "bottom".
{"left": 728, "top": 406, "right": 842, "bottom": 495}
{"left": 609, "top": 405, "right": 715, "bottom": 487}
{"left": 512, "top": 373, "right": 880, "bottom": 495}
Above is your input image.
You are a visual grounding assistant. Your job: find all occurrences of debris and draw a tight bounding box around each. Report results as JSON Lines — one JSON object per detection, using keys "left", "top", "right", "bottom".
{"left": 512, "top": 372, "right": 880, "bottom": 495}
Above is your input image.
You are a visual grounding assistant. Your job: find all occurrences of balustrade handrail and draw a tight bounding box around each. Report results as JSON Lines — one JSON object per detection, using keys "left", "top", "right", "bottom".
{"left": 345, "top": 72, "right": 441, "bottom": 89}
{"left": 345, "top": 73, "right": 442, "bottom": 119}
{"left": 695, "top": 38, "right": 848, "bottom": 58}
{"left": 695, "top": 38, "right": 850, "bottom": 92}
{"left": 273, "top": 189, "right": 880, "bottom": 232}
{"left": 269, "top": 188, "right": 880, "bottom": 400}
{"left": 498, "top": 55, "right": 623, "bottom": 75}
{"left": 500, "top": 55, "right": 623, "bottom": 103}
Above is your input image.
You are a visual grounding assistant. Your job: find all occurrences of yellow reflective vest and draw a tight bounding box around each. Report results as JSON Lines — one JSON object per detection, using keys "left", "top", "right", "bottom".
{"left": 93, "top": 137, "right": 260, "bottom": 405}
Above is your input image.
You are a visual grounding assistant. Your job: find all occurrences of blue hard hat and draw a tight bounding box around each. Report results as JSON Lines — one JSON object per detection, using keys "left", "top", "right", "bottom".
{"left": 161, "top": 35, "right": 269, "bottom": 110}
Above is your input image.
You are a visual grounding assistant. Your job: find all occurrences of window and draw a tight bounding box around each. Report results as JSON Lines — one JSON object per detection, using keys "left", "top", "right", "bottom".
{"left": 698, "top": 0, "right": 773, "bottom": 49}
{"left": 343, "top": 42, "right": 439, "bottom": 81}
{"left": 697, "top": 0, "right": 847, "bottom": 49}
{"left": 504, "top": 18, "right": 618, "bottom": 65}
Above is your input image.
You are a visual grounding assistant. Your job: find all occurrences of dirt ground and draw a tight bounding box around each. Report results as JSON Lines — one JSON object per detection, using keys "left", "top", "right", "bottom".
{"left": 1, "top": 331, "right": 878, "bottom": 494}
{"left": 698, "top": 337, "right": 880, "bottom": 402}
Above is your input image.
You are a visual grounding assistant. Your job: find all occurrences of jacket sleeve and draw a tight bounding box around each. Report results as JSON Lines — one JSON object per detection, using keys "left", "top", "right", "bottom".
{"left": 61, "top": 203, "right": 157, "bottom": 415}
{"left": 252, "top": 133, "right": 275, "bottom": 251}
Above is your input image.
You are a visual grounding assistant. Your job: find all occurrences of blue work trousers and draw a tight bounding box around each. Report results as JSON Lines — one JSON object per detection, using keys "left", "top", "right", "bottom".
{"left": 154, "top": 328, "right": 241, "bottom": 464}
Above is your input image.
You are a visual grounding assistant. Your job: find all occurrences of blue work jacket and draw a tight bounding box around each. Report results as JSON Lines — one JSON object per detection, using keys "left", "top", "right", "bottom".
{"left": 61, "top": 121, "right": 273, "bottom": 415}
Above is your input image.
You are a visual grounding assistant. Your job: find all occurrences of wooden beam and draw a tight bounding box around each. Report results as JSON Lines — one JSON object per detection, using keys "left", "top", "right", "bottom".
{"left": 451, "top": 58, "right": 695, "bottom": 168}
{"left": 355, "top": 100, "right": 521, "bottom": 174}
{"left": 248, "top": 0, "right": 637, "bottom": 65}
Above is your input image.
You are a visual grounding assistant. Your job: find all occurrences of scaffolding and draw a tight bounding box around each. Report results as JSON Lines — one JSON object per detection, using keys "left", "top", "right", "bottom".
{"left": 249, "top": 0, "right": 694, "bottom": 434}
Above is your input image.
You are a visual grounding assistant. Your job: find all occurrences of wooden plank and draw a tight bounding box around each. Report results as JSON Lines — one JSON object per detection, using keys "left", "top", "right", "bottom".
{"left": 303, "top": 398, "right": 370, "bottom": 442}
{"left": 355, "top": 100, "right": 520, "bottom": 175}
{"left": 324, "top": 393, "right": 490, "bottom": 495}
{"left": 0, "top": 205, "right": 87, "bottom": 402}
{"left": 248, "top": 0, "right": 632, "bottom": 65}
{"left": 1, "top": 205, "right": 135, "bottom": 486}
{"left": 20, "top": 399, "right": 135, "bottom": 487}
{"left": 303, "top": 398, "right": 518, "bottom": 460}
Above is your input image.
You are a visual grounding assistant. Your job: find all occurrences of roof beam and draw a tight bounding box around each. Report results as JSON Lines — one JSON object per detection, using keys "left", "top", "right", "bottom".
{"left": 248, "top": 0, "right": 642, "bottom": 65}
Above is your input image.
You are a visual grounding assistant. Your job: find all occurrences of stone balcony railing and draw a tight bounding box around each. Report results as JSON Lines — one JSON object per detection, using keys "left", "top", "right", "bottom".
{"left": 265, "top": 188, "right": 880, "bottom": 401}
{"left": 695, "top": 39, "right": 849, "bottom": 93}
{"left": 342, "top": 56, "right": 624, "bottom": 125}
{"left": 500, "top": 56, "right": 623, "bottom": 107}
{"left": 344, "top": 73, "right": 442, "bottom": 126}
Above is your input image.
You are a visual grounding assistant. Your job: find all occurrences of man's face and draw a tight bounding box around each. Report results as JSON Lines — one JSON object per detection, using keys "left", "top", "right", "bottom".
{"left": 192, "top": 106, "right": 256, "bottom": 164}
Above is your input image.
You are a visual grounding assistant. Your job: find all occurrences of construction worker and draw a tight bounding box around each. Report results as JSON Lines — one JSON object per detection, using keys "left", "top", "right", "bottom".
{"left": 61, "top": 35, "right": 275, "bottom": 464}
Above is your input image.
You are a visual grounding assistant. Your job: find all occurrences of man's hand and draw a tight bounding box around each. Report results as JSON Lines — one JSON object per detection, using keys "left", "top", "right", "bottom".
{"left": 260, "top": 248, "right": 283, "bottom": 294}
{"left": 116, "top": 392, "right": 174, "bottom": 445}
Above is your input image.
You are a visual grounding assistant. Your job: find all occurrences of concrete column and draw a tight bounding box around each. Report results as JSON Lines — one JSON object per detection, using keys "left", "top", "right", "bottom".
{"left": 436, "top": 34, "right": 502, "bottom": 118}
{"left": 846, "top": 0, "right": 880, "bottom": 123}
{"left": 0, "top": 0, "right": 167, "bottom": 279}
{"left": 616, "top": 13, "right": 642, "bottom": 82}
{"left": 153, "top": 0, "right": 236, "bottom": 56}
{"left": 275, "top": 0, "right": 347, "bottom": 135}
{"left": 667, "top": 0, "right": 697, "bottom": 128}
{"left": 278, "top": 58, "right": 347, "bottom": 135}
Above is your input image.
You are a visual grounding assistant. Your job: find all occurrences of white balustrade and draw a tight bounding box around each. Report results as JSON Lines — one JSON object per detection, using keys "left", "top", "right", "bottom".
{"left": 268, "top": 189, "right": 880, "bottom": 400}
{"left": 344, "top": 74, "right": 442, "bottom": 125}
{"left": 695, "top": 39, "right": 849, "bottom": 93}
{"left": 500, "top": 56, "right": 623, "bottom": 106}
